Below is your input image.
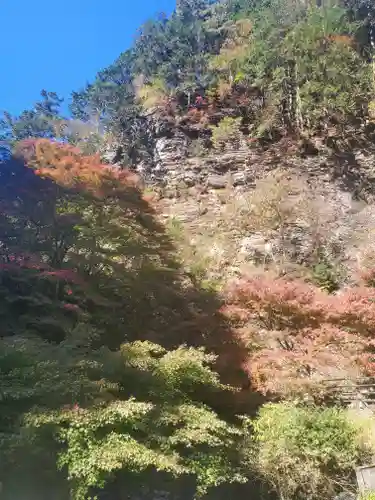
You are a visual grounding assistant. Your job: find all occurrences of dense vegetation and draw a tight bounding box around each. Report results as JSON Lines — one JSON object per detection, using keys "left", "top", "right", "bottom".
{"left": 3, "top": 0, "right": 375, "bottom": 499}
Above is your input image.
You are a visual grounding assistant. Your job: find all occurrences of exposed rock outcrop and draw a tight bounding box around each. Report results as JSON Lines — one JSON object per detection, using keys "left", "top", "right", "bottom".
{"left": 104, "top": 113, "right": 375, "bottom": 283}
{"left": 127, "top": 115, "right": 375, "bottom": 203}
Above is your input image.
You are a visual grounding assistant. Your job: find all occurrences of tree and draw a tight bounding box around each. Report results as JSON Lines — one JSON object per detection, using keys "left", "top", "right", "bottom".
{"left": 70, "top": 52, "right": 154, "bottom": 166}
{"left": 0, "top": 90, "right": 64, "bottom": 145}
{"left": 2, "top": 139, "right": 184, "bottom": 346}
{"left": 0, "top": 140, "right": 247, "bottom": 499}
{"left": 209, "top": 18, "right": 252, "bottom": 86}
{"left": 222, "top": 274, "right": 375, "bottom": 398}
{"left": 64, "top": 0, "right": 375, "bottom": 155}
{"left": 26, "top": 341, "right": 246, "bottom": 500}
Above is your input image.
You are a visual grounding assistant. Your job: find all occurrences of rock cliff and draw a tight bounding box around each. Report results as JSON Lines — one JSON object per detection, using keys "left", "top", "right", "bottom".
{"left": 124, "top": 113, "right": 375, "bottom": 199}
{"left": 105, "top": 113, "right": 375, "bottom": 285}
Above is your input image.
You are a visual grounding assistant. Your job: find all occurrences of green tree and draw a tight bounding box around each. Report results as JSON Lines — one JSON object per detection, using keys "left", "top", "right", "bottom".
{"left": 26, "top": 341, "right": 246, "bottom": 500}
{"left": 0, "top": 90, "right": 64, "bottom": 144}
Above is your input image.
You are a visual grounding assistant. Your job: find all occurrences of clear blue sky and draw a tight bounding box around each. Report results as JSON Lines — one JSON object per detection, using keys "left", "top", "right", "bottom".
{"left": 1, "top": 0, "right": 176, "bottom": 115}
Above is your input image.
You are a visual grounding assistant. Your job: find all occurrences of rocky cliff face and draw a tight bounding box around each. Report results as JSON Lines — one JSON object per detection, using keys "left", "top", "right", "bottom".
{"left": 133, "top": 114, "right": 375, "bottom": 200}
{"left": 105, "top": 114, "right": 375, "bottom": 284}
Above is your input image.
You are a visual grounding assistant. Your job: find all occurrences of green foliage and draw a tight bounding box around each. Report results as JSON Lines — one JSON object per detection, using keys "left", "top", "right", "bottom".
{"left": 136, "top": 77, "right": 168, "bottom": 109}
{"left": 248, "top": 402, "right": 372, "bottom": 500}
{"left": 23, "top": 341, "right": 245, "bottom": 500}
{"left": 311, "top": 259, "right": 342, "bottom": 293}
{"left": 288, "top": 7, "right": 372, "bottom": 129}
{"left": 0, "top": 142, "right": 247, "bottom": 499}
{"left": 209, "top": 18, "right": 252, "bottom": 84}
{"left": 4, "top": 1, "right": 375, "bottom": 499}
{"left": 0, "top": 90, "right": 64, "bottom": 144}
{"left": 6, "top": 0, "right": 375, "bottom": 159}
{"left": 210, "top": 117, "right": 242, "bottom": 149}
{"left": 360, "top": 492, "right": 375, "bottom": 500}
{"left": 0, "top": 332, "right": 98, "bottom": 500}
{"left": 237, "top": 3, "right": 372, "bottom": 135}
{"left": 166, "top": 216, "right": 185, "bottom": 241}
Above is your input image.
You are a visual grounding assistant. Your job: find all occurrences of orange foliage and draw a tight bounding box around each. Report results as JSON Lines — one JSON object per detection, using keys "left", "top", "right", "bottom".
{"left": 222, "top": 275, "right": 375, "bottom": 397}
{"left": 15, "top": 139, "right": 140, "bottom": 198}
{"left": 327, "top": 34, "right": 355, "bottom": 47}
{"left": 0, "top": 139, "right": 154, "bottom": 330}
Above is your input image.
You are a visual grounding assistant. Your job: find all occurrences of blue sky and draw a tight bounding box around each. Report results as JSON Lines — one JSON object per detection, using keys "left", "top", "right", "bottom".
{"left": 1, "top": 0, "right": 176, "bottom": 115}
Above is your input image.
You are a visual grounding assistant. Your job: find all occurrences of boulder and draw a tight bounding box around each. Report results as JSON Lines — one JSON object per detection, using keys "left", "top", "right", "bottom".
{"left": 207, "top": 175, "right": 228, "bottom": 189}
{"left": 238, "top": 234, "right": 279, "bottom": 262}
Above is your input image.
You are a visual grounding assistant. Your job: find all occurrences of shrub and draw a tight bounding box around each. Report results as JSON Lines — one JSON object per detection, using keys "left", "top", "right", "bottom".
{"left": 360, "top": 492, "right": 375, "bottom": 500}
{"left": 311, "top": 257, "right": 342, "bottom": 293}
{"left": 222, "top": 170, "right": 341, "bottom": 270}
{"left": 136, "top": 77, "right": 168, "bottom": 110}
{"left": 210, "top": 117, "right": 242, "bottom": 150}
{"left": 247, "top": 402, "right": 373, "bottom": 500}
{"left": 187, "top": 138, "right": 208, "bottom": 157}
{"left": 166, "top": 216, "right": 184, "bottom": 241}
{"left": 229, "top": 169, "right": 306, "bottom": 234}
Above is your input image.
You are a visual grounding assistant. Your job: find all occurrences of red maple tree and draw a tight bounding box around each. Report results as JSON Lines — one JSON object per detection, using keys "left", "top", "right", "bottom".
{"left": 222, "top": 275, "right": 375, "bottom": 397}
